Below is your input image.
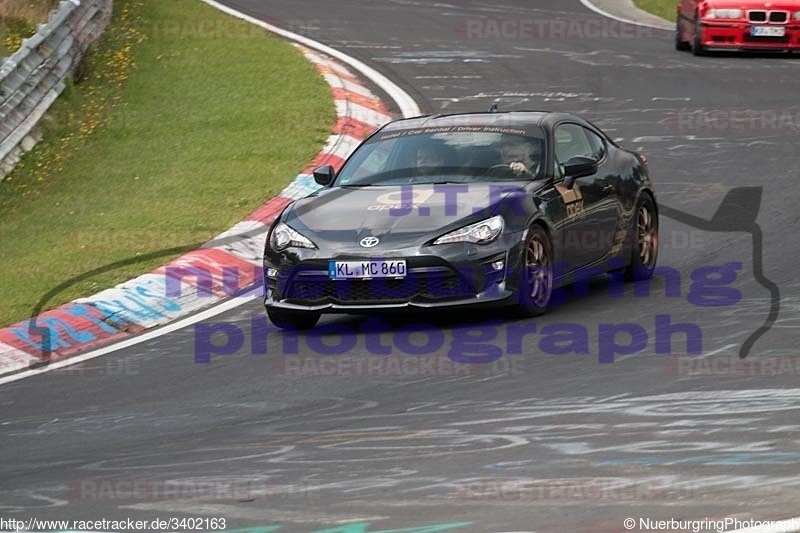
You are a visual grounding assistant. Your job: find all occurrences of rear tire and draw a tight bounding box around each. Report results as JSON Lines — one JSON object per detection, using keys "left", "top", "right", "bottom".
{"left": 514, "top": 225, "right": 554, "bottom": 317}
{"left": 267, "top": 307, "right": 321, "bottom": 330}
{"left": 625, "top": 193, "right": 659, "bottom": 281}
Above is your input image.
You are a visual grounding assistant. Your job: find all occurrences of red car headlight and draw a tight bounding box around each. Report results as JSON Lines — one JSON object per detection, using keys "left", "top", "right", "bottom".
{"left": 706, "top": 8, "right": 743, "bottom": 19}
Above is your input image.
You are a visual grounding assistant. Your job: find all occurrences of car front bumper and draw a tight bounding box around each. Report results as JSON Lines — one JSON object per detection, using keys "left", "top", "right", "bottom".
{"left": 265, "top": 286, "right": 517, "bottom": 313}
{"left": 699, "top": 21, "right": 800, "bottom": 50}
{"left": 264, "top": 246, "right": 526, "bottom": 314}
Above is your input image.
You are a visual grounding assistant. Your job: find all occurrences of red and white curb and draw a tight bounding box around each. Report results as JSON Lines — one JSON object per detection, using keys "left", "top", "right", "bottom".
{"left": 0, "top": 44, "right": 392, "bottom": 380}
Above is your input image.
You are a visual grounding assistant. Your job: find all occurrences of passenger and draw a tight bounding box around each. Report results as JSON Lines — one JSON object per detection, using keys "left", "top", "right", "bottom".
{"left": 415, "top": 144, "right": 447, "bottom": 175}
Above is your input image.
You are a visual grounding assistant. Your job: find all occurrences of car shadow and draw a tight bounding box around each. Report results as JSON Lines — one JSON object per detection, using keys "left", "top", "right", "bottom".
{"left": 685, "top": 50, "right": 800, "bottom": 59}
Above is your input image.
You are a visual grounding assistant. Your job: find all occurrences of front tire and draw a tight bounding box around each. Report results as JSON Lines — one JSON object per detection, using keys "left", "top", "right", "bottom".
{"left": 514, "top": 225, "right": 554, "bottom": 317}
{"left": 625, "top": 193, "right": 659, "bottom": 281}
{"left": 675, "top": 13, "right": 691, "bottom": 51}
{"left": 267, "top": 307, "right": 321, "bottom": 330}
{"left": 692, "top": 15, "right": 707, "bottom": 56}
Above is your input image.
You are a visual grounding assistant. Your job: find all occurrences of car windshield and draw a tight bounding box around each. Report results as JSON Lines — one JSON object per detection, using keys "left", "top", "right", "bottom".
{"left": 335, "top": 125, "right": 547, "bottom": 186}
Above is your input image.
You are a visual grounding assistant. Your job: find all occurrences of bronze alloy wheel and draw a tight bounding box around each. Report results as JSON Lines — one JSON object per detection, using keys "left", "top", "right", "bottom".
{"left": 517, "top": 225, "right": 554, "bottom": 316}
{"left": 639, "top": 203, "right": 658, "bottom": 267}
{"left": 625, "top": 194, "right": 659, "bottom": 281}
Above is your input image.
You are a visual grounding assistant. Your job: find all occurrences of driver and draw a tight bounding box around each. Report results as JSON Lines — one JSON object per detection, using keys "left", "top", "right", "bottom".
{"left": 500, "top": 135, "right": 542, "bottom": 177}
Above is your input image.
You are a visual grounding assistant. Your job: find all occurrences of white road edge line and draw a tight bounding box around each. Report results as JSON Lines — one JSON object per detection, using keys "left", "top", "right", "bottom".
{"left": 579, "top": 0, "right": 664, "bottom": 29}
{"left": 0, "top": 1, "right": 422, "bottom": 386}
{"left": 0, "top": 294, "right": 257, "bottom": 386}
{"left": 199, "top": 0, "right": 421, "bottom": 118}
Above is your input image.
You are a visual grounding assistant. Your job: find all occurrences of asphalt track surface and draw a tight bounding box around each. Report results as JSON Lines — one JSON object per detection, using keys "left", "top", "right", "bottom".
{"left": 2, "top": 1, "right": 800, "bottom": 532}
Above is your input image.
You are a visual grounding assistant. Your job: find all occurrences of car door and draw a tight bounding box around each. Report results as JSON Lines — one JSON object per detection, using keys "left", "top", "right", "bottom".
{"left": 553, "top": 123, "right": 620, "bottom": 268}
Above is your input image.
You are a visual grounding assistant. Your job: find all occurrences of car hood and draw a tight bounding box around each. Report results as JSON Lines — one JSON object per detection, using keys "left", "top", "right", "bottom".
{"left": 284, "top": 182, "right": 527, "bottom": 249}
{"left": 706, "top": 0, "right": 800, "bottom": 7}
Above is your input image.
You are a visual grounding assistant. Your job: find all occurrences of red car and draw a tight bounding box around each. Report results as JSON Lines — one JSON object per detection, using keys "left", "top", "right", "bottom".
{"left": 676, "top": 0, "right": 800, "bottom": 54}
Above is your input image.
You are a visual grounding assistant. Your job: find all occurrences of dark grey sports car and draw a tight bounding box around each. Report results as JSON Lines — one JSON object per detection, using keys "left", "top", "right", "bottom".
{"left": 263, "top": 111, "right": 658, "bottom": 329}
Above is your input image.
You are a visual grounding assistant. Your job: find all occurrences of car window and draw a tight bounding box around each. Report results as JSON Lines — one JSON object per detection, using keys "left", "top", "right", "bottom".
{"left": 359, "top": 139, "right": 395, "bottom": 174}
{"left": 584, "top": 128, "right": 606, "bottom": 160}
{"left": 336, "top": 127, "right": 546, "bottom": 185}
{"left": 555, "top": 123, "right": 600, "bottom": 164}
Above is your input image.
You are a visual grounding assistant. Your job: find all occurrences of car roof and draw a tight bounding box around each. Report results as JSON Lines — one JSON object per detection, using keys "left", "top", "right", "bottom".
{"left": 380, "top": 111, "right": 590, "bottom": 132}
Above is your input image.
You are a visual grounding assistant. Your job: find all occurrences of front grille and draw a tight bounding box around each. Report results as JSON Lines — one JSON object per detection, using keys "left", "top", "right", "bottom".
{"left": 770, "top": 11, "right": 788, "bottom": 23}
{"left": 748, "top": 10, "right": 788, "bottom": 23}
{"left": 283, "top": 266, "right": 477, "bottom": 304}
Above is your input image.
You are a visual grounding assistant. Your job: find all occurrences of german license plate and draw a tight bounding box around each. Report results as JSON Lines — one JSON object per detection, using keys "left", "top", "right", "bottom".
{"left": 751, "top": 26, "right": 785, "bottom": 37}
{"left": 329, "top": 259, "right": 407, "bottom": 280}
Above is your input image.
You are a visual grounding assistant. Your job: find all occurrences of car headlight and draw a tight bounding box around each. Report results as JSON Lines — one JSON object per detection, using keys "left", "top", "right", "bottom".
{"left": 269, "top": 222, "right": 316, "bottom": 251}
{"left": 794, "top": 11, "right": 800, "bottom": 20}
{"left": 433, "top": 215, "right": 504, "bottom": 245}
{"left": 707, "top": 8, "right": 743, "bottom": 19}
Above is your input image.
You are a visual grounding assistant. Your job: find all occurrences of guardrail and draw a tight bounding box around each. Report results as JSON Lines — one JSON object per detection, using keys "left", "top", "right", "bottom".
{"left": 0, "top": 0, "right": 112, "bottom": 179}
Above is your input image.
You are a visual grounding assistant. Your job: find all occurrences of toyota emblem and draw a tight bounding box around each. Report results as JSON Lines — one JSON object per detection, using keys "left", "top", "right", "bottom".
{"left": 360, "top": 236, "right": 380, "bottom": 248}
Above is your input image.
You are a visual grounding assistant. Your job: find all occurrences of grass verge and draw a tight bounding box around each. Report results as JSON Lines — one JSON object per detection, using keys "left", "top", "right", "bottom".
{"left": 633, "top": 0, "right": 676, "bottom": 22}
{"left": 1, "top": 0, "right": 56, "bottom": 56}
{"left": 0, "top": 0, "right": 335, "bottom": 326}
{"left": 0, "top": 18, "right": 34, "bottom": 56}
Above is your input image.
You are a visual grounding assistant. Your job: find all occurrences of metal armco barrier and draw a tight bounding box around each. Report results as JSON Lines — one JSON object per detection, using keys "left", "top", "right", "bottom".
{"left": 0, "top": 0, "right": 113, "bottom": 179}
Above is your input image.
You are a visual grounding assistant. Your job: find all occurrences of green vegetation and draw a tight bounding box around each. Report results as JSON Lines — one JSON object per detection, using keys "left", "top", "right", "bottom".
{"left": 0, "top": 0, "right": 335, "bottom": 325}
{"left": 1, "top": 0, "right": 56, "bottom": 56}
{"left": 1, "top": 16, "right": 35, "bottom": 57}
{"left": 634, "top": 0, "right": 676, "bottom": 22}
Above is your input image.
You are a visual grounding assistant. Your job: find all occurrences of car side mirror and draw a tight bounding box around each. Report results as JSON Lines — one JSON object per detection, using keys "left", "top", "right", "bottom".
{"left": 313, "top": 165, "right": 335, "bottom": 187}
{"left": 562, "top": 156, "right": 598, "bottom": 189}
